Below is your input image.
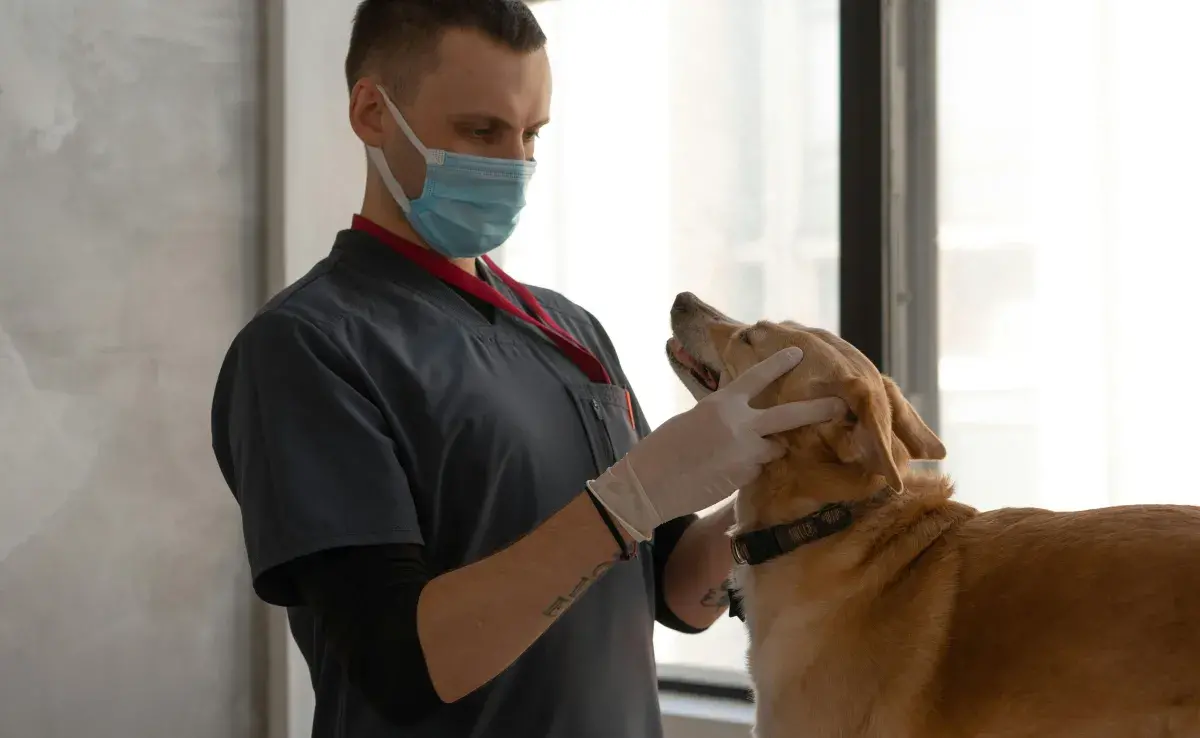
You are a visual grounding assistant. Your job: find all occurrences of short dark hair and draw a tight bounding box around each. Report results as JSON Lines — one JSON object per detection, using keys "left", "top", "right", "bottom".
{"left": 345, "top": 0, "right": 547, "bottom": 98}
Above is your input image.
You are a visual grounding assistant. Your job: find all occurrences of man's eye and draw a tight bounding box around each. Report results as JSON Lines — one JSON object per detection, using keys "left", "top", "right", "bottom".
{"left": 523, "top": 130, "right": 541, "bottom": 141}
{"left": 470, "top": 128, "right": 492, "bottom": 138}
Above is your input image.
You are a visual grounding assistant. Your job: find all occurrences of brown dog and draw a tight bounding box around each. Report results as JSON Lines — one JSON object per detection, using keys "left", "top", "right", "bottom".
{"left": 666, "top": 291, "right": 1200, "bottom": 738}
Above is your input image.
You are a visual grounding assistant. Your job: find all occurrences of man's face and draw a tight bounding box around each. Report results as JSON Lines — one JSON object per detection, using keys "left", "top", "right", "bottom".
{"left": 351, "top": 27, "right": 552, "bottom": 201}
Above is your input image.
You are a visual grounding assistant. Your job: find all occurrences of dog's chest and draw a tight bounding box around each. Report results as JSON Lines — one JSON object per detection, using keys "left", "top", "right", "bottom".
{"left": 742, "top": 570, "right": 899, "bottom": 738}
{"left": 740, "top": 569, "right": 835, "bottom": 704}
{"left": 745, "top": 588, "right": 830, "bottom": 684}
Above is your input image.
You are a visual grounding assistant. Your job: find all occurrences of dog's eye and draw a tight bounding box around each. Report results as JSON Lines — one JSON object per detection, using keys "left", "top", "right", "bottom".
{"left": 739, "top": 331, "right": 754, "bottom": 345}
{"left": 845, "top": 410, "right": 859, "bottom": 423}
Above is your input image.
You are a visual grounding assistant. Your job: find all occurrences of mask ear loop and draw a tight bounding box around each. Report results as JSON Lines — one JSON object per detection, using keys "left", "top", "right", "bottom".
{"left": 366, "top": 84, "right": 440, "bottom": 214}
{"left": 366, "top": 146, "right": 414, "bottom": 214}
{"left": 375, "top": 85, "right": 442, "bottom": 165}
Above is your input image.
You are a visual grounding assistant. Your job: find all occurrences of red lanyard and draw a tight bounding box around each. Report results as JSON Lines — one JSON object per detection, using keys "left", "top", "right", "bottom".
{"left": 351, "top": 215, "right": 613, "bottom": 386}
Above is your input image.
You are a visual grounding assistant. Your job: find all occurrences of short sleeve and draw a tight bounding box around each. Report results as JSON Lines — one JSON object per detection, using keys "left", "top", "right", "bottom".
{"left": 211, "top": 310, "right": 423, "bottom": 605}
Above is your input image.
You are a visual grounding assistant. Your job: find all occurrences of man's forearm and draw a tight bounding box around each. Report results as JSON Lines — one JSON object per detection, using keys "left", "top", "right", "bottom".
{"left": 662, "top": 499, "right": 737, "bottom": 630}
{"left": 415, "top": 491, "right": 629, "bottom": 702}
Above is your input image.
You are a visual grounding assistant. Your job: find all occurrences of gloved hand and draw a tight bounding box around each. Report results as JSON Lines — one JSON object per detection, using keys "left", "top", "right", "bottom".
{"left": 587, "top": 347, "right": 846, "bottom": 541}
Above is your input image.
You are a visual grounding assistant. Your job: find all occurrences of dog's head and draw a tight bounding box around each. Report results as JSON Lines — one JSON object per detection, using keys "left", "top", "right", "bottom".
{"left": 666, "top": 292, "right": 946, "bottom": 496}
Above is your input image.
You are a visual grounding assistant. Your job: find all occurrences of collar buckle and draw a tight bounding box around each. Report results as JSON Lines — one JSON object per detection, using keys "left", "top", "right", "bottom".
{"left": 731, "top": 538, "right": 750, "bottom": 565}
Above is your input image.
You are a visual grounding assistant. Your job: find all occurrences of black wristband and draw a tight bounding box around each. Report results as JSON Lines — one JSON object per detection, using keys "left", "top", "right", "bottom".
{"left": 586, "top": 490, "right": 637, "bottom": 561}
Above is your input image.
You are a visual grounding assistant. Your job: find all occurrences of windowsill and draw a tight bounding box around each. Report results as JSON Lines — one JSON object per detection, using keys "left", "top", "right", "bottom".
{"left": 656, "top": 663, "right": 751, "bottom": 692}
{"left": 660, "top": 689, "right": 755, "bottom": 727}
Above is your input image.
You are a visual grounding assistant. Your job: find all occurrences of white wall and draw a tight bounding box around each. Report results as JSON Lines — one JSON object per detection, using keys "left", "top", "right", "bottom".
{"left": 0, "top": 0, "right": 263, "bottom": 736}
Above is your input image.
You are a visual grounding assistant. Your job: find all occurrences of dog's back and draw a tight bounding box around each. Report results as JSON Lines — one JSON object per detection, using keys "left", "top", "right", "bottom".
{"left": 931, "top": 503, "right": 1200, "bottom": 737}
{"left": 747, "top": 488, "right": 1200, "bottom": 738}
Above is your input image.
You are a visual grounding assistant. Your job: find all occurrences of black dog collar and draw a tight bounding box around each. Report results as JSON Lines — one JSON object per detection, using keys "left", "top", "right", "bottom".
{"left": 730, "top": 502, "right": 854, "bottom": 567}
{"left": 726, "top": 502, "right": 854, "bottom": 622}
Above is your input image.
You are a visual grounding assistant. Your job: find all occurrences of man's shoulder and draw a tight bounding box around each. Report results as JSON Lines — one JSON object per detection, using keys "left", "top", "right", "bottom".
{"left": 225, "top": 264, "right": 341, "bottom": 360}
{"left": 240, "top": 250, "right": 423, "bottom": 352}
{"left": 217, "top": 255, "right": 382, "bottom": 385}
{"left": 254, "top": 254, "right": 361, "bottom": 331}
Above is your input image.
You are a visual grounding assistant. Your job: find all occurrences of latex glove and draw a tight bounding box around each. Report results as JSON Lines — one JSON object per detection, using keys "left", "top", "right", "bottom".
{"left": 587, "top": 347, "right": 846, "bottom": 541}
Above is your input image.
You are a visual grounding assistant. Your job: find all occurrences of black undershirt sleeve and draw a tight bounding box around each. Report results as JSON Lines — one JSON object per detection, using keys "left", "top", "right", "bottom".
{"left": 283, "top": 543, "right": 444, "bottom": 727}
{"left": 281, "top": 517, "right": 707, "bottom": 732}
{"left": 652, "top": 514, "right": 709, "bottom": 634}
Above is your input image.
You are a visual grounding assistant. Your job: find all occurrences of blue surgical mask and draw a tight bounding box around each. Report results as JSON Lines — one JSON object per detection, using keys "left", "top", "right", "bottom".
{"left": 366, "top": 85, "right": 537, "bottom": 259}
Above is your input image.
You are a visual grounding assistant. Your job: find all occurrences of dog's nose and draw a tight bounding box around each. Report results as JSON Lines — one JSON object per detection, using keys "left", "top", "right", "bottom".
{"left": 671, "top": 292, "right": 697, "bottom": 314}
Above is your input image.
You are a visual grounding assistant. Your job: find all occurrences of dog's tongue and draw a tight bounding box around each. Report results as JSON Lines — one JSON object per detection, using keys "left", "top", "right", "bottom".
{"left": 668, "top": 339, "right": 696, "bottom": 369}
{"left": 669, "top": 338, "right": 720, "bottom": 390}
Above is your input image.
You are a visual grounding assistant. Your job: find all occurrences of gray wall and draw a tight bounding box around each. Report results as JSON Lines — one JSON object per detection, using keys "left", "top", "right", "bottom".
{"left": 0, "top": 2, "right": 263, "bottom": 736}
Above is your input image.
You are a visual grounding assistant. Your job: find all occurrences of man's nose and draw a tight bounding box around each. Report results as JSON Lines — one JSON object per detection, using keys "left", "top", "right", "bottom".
{"left": 498, "top": 136, "right": 531, "bottom": 162}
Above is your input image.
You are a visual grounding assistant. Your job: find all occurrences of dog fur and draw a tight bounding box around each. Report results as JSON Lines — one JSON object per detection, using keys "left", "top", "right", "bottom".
{"left": 665, "top": 291, "right": 1200, "bottom": 738}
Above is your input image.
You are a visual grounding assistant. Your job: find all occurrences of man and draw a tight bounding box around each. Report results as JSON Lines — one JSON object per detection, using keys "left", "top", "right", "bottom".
{"left": 210, "top": 1, "right": 841, "bottom": 736}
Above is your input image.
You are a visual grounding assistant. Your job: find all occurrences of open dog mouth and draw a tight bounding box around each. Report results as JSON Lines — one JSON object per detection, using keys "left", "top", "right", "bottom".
{"left": 667, "top": 337, "right": 722, "bottom": 392}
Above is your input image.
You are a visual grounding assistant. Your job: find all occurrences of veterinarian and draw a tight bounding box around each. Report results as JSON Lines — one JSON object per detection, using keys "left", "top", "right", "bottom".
{"left": 210, "top": 2, "right": 840, "bottom": 736}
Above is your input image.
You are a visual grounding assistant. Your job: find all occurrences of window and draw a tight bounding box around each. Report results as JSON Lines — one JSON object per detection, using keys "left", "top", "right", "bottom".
{"left": 501, "top": 0, "right": 840, "bottom": 685}
{"left": 937, "top": 0, "right": 1200, "bottom": 512}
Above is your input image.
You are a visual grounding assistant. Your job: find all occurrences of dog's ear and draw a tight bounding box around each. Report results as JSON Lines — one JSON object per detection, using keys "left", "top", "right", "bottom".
{"left": 882, "top": 376, "right": 946, "bottom": 461}
{"left": 825, "top": 378, "right": 905, "bottom": 492}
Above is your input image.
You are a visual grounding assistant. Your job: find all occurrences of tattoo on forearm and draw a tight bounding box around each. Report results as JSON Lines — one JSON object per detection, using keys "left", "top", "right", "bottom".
{"left": 700, "top": 578, "right": 732, "bottom": 608}
{"left": 542, "top": 557, "right": 619, "bottom": 618}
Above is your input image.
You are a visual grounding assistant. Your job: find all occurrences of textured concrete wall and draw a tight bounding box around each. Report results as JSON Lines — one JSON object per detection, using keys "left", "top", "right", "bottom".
{"left": 0, "top": 1, "right": 263, "bottom": 736}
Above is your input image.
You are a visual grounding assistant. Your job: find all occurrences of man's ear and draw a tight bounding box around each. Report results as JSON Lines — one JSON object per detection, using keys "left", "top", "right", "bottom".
{"left": 825, "top": 378, "right": 905, "bottom": 492}
{"left": 882, "top": 376, "right": 946, "bottom": 461}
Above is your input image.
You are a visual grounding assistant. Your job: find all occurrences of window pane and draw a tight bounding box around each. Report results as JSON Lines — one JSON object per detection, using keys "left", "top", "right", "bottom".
{"left": 938, "top": 0, "right": 1200, "bottom": 512}
{"left": 510, "top": 0, "right": 839, "bottom": 678}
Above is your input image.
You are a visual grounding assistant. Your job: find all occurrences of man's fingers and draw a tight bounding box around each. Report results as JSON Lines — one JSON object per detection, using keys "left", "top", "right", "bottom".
{"left": 723, "top": 347, "right": 806, "bottom": 398}
{"left": 752, "top": 396, "right": 847, "bottom": 436}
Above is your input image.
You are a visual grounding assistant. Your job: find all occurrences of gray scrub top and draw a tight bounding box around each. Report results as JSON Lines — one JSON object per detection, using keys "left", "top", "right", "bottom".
{"left": 211, "top": 225, "right": 667, "bottom": 738}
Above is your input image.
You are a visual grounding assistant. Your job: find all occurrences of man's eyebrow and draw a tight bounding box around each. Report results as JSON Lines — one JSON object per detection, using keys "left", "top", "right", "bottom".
{"left": 448, "top": 113, "right": 551, "bottom": 130}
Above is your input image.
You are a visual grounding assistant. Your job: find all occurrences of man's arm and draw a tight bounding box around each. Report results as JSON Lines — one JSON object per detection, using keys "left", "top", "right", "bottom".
{"left": 661, "top": 497, "right": 737, "bottom": 630}
{"left": 417, "top": 491, "right": 629, "bottom": 701}
{"left": 284, "top": 493, "right": 633, "bottom": 726}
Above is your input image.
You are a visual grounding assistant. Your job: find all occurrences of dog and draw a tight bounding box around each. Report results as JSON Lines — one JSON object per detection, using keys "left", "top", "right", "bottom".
{"left": 666, "top": 291, "right": 1200, "bottom": 738}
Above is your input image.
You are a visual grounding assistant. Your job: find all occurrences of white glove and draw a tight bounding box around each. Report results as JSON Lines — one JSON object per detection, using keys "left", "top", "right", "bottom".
{"left": 586, "top": 347, "right": 846, "bottom": 541}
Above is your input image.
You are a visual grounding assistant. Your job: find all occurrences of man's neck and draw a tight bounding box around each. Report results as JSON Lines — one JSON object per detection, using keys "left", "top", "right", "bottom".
{"left": 359, "top": 197, "right": 478, "bottom": 277}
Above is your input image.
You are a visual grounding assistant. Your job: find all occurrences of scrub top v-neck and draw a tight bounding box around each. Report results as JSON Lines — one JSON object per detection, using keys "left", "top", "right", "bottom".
{"left": 350, "top": 215, "right": 616, "bottom": 389}
{"left": 211, "top": 221, "right": 666, "bottom": 738}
